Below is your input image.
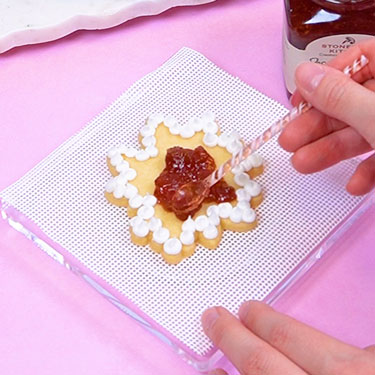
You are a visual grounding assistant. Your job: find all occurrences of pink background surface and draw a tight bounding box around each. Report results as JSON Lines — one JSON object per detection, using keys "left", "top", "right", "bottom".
{"left": 0, "top": 0, "right": 374, "bottom": 374}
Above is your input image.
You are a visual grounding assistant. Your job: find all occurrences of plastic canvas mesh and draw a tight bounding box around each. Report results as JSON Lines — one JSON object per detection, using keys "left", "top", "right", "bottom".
{"left": 0, "top": 48, "right": 363, "bottom": 357}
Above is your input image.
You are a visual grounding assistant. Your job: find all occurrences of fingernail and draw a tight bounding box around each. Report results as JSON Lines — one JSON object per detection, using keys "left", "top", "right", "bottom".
{"left": 202, "top": 307, "right": 220, "bottom": 333}
{"left": 239, "top": 301, "right": 251, "bottom": 321}
{"left": 296, "top": 63, "right": 325, "bottom": 93}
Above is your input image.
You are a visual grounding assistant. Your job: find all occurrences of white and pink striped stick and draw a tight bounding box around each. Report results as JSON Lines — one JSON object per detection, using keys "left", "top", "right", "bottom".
{"left": 208, "top": 54, "right": 369, "bottom": 186}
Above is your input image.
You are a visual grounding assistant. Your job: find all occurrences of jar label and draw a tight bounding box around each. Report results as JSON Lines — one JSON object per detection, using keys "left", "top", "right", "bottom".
{"left": 283, "top": 31, "right": 374, "bottom": 94}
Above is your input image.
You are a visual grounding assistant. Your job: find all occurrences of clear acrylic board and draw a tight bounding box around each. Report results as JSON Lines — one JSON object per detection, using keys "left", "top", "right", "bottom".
{"left": 0, "top": 48, "right": 371, "bottom": 371}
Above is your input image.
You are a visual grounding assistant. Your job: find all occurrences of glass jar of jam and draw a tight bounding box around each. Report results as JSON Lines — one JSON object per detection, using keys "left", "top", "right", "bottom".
{"left": 283, "top": 0, "right": 375, "bottom": 94}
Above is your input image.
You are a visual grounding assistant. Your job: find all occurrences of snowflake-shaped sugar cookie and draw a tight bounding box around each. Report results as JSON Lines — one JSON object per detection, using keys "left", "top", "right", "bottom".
{"left": 105, "top": 113, "right": 264, "bottom": 264}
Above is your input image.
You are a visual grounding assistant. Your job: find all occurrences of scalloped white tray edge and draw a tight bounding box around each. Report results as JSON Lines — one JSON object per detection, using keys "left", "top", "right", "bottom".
{"left": 0, "top": 0, "right": 215, "bottom": 53}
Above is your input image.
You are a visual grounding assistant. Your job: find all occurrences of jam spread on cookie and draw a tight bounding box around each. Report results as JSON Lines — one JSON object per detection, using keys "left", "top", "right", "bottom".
{"left": 154, "top": 146, "right": 236, "bottom": 220}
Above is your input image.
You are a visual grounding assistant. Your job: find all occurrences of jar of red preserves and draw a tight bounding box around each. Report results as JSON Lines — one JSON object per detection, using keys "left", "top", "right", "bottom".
{"left": 283, "top": 0, "right": 375, "bottom": 94}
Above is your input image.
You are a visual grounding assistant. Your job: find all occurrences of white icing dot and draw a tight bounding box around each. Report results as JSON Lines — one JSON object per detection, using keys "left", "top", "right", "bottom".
{"left": 146, "top": 117, "right": 159, "bottom": 128}
{"left": 226, "top": 141, "right": 236, "bottom": 154}
{"left": 195, "top": 215, "right": 210, "bottom": 232}
{"left": 203, "top": 121, "right": 218, "bottom": 134}
{"left": 230, "top": 207, "right": 243, "bottom": 223}
{"left": 130, "top": 216, "right": 143, "bottom": 228}
{"left": 135, "top": 150, "right": 149, "bottom": 161}
{"left": 188, "top": 116, "right": 203, "bottom": 132}
{"left": 218, "top": 202, "right": 233, "bottom": 218}
{"left": 142, "top": 135, "right": 156, "bottom": 148}
{"left": 180, "top": 231, "right": 195, "bottom": 246}
{"left": 203, "top": 224, "right": 219, "bottom": 240}
{"left": 125, "top": 147, "right": 137, "bottom": 158}
{"left": 203, "top": 132, "right": 219, "bottom": 147}
{"left": 232, "top": 164, "right": 245, "bottom": 174}
{"left": 153, "top": 227, "right": 170, "bottom": 244}
{"left": 234, "top": 172, "right": 250, "bottom": 187}
{"left": 110, "top": 153, "right": 123, "bottom": 167}
{"left": 182, "top": 217, "right": 196, "bottom": 232}
{"left": 117, "top": 145, "right": 128, "bottom": 154}
{"left": 114, "top": 174, "right": 128, "bottom": 186}
{"left": 242, "top": 208, "right": 256, "bottom": 223}
{"left": 124, "top": 184, "right": 138, "bottom": 199}
{"left": 148, "top": 113, "right": 164, "bottom": 125}
{"left": 133, "top": 220, "right": 150, "bottom": 238}
{"left": 137, "top": 205, "right": 155, "bottom": 220}
{"left": 164, "top": 238, "right": 182, "bottom": 255}
{"left": 105, "top": 179, "right": 116, "bottom": 193}
{"left": 129, "top": 194, "right": 144, "bottom": 209}
{"left": 242, "top": 157, "right": 254, "bottom": 172}
{"left": 237, "top": 200, "right": 250, "bottom": 210}
{"left": 115, "top": 161, "right": 130, "bottom": 174}
{"left": 180, "top": 125, "right": 195, "bottom": 139}
{"left": 207, "top": 205, "right": 219, "bottom": 216}
{"left": 249, "top": 154, "right": 264, "bottom": 168}
{"left": 201, "top": 111, "right": 216, "bottom": 122}
{"left": 163, "top": 116, "right": 178, "bottom": 128}
{"left": 208, "top": 212, "right": 220, "bottom": 226}
{"left": 149, "top": 217, "right": 162, "bottom": 232}
{"left": 140, "top": 126, "right": 156, "bottom": 138}
{"left": 227, "top": 140, "right": 243, "bottom": 154}
{"left": 228, "top": 130, "right": 241, "bottom": 141}
{"left": 113, "top": 185, "right": 126, "bottom": 199}
{"left": 146, "top": 145, "right": 159, "bottom": 157}
{"left": 107, "top": 147, "right": 119, "bottom": 158}
{"left": 124, "top": 168, "right": 137, "bottom": 181}
{"left": 244, "top": 180, "right": 262, "bottom": 197}
{"left": 143, "top": 194, "right": 157, "bottom": 207}
{"left": 169, "top": 124, "right": 181, "bottom": 135}
{"left": 218, "top": 133, "right": 231, "bottom": 148}
{"left": 236, "top": 188, "right": 251, "bottom": 202}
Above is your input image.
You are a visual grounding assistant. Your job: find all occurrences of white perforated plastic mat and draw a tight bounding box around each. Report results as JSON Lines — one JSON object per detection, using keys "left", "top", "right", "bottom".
{"left": 0, "top": 48, "right": 363, "bottom": 357}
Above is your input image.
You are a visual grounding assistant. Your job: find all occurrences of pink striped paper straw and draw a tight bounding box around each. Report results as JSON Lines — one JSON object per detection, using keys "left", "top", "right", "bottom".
{"left": 208, "top": 54, "right": 369, "bottom": 186}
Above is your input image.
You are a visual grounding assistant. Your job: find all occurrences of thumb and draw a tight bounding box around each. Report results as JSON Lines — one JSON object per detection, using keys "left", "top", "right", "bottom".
{"left": 295, "top": 62, "right": 375, "bottom": 149}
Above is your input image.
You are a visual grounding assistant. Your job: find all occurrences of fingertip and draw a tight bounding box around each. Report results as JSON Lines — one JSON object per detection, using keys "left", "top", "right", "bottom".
{"left": 295, "top": 62, "right": 327, "bottom": 95}
{"left": 239, "top": 301, "right": 272, "bottom": 323}
{"left": 277, "top": 132, "right": 286, "bottom": 149}
{"left": 289, "top": 90, "right": 304, "bottom": 107}
{"left": 291, "top": 151, "right": 311, "bottom": 174}
{"left": 346, "top": 177, "right": 360, "bottom": 195}
{"left": 346, "top": 172, "right": 372, "bottom": 196}
{"left": 289, "top": 92, "right": 296, "bottom": 106}
{"left": 278, "top": 123, "right": 302, "bottom": 153}
{"left": 238, "top": 301, "right": 251, "bottom": 321}
{"left": 278, "top": 130, "right": 287, "bottom": 149}
{"left": 201, "top": 307, "right": 220, "bottom": 335}
{"left": 347, "top": 154, "right": 375, "bottom": 196}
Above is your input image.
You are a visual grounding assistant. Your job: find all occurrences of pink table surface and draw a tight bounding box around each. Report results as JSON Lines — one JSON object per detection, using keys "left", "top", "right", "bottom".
{"left": 1, "top": 0, "right": 374, "bottom": 374}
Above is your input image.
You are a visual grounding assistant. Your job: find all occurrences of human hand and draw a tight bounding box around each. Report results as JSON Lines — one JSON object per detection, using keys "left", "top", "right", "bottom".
{"left": 201, "top": 301, "right": 375, "bottom": 375}
{"left": 278, "top": 38, "right": 375, "bottom": 196}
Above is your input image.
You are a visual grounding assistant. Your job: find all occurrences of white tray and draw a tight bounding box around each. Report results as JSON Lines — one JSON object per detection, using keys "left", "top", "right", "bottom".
{"left": 0, "top": 0, "right": 215, "bottom": 53}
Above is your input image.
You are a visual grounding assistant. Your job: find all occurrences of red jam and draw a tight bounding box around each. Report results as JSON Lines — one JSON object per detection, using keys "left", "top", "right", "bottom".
{"left": 154, "top": 146, "right": 236, "bottom": 220}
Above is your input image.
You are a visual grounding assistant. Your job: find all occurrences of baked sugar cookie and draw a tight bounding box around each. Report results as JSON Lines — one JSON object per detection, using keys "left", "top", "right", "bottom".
{"left": 105, "top": 113, "right": 264, "bottom": 264}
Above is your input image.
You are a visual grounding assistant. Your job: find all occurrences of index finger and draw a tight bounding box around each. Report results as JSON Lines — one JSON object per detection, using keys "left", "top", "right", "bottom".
{"left": 201, "top": 307, "right": 307, "bottom": 375}
{"left": 291, "top": 38, "right": 375, "bottom": 106}
{"left": 239, "top": 301, "right": 375, "bottom": 375}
